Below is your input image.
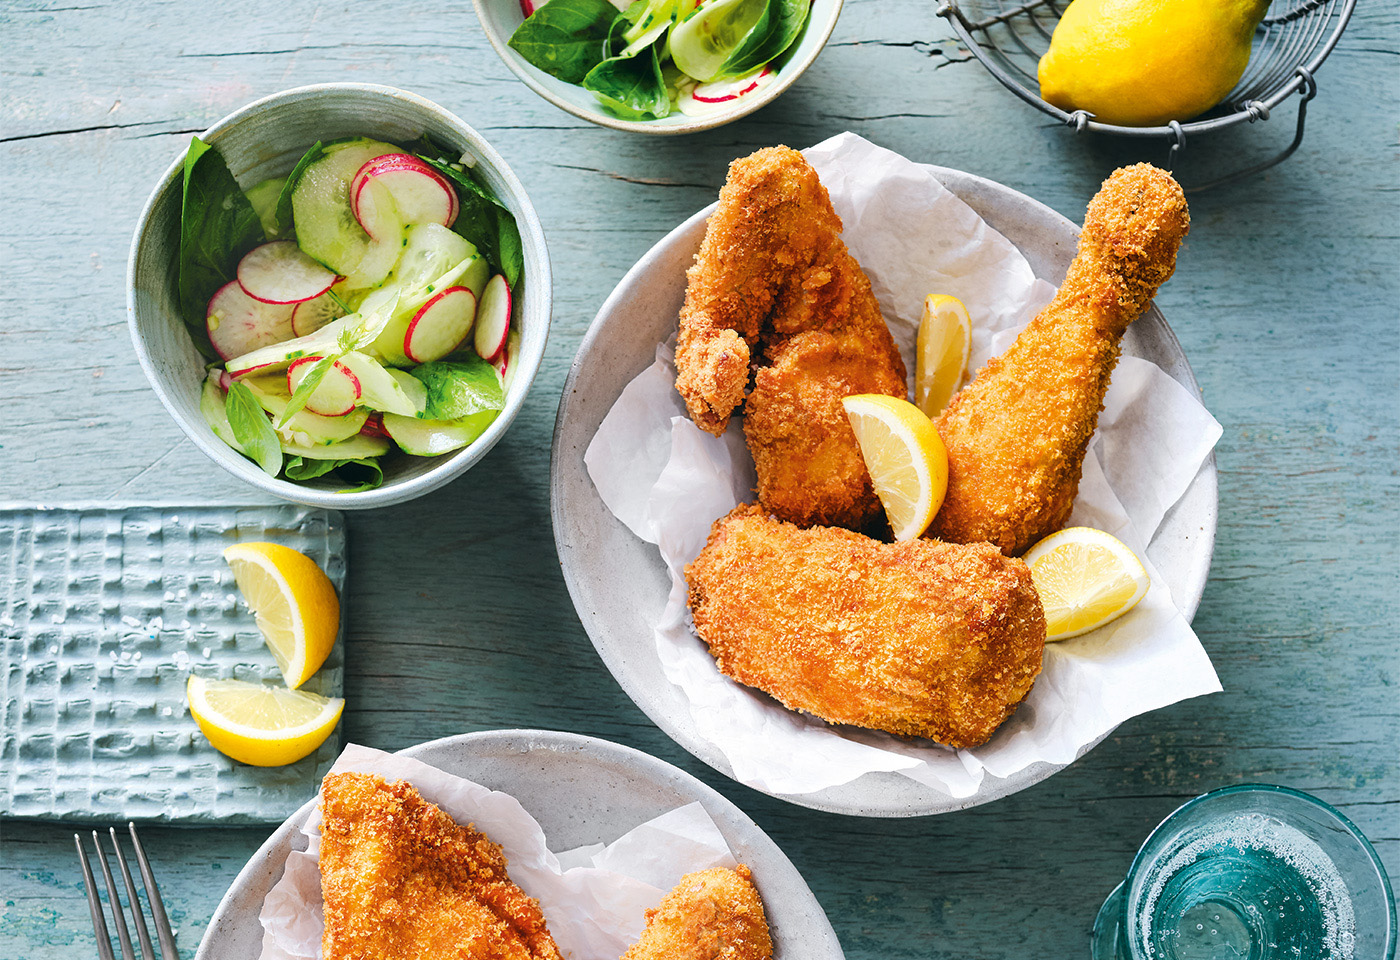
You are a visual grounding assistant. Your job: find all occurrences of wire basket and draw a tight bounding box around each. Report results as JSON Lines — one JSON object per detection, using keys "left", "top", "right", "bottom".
{"left": 938, "top": 0, "right": 1357, "bottom": 189}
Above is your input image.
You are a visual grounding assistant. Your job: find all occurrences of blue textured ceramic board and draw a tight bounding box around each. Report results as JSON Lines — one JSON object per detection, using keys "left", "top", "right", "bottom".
{"left": 0, "top": 504, "right": 345, "bottom": 824}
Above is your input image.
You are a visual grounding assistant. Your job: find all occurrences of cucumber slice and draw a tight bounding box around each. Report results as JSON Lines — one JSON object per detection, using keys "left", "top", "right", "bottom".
{"left": 388, "top": 223, "right": 476, "bottom": 294}
{"left": 338, "top": 352, "right": 424, "bottom": 417}
{"left": 200, "top": 373, "right": 246, "bottom": 454}
{"left": 381, "top": 410, "right": 497, "bottom": 456}
{"left": 290, "top": 138, "right": 400, "bottom": 274}
{"left": 245, "top": 176, "right": 287, "bottom": 238}
{"left": 281, "top": 433, "right": 391, "bottom": 460}
{"left": 243, "top": 376, "right": 368, "bottom": 444}
{"left": 459, "top": 254, "right": 490, "bottom": 301}
{"left": 225, "top": 314, "right": 357, "bottom": 377}
{"left": 339, "top": 176, "right": 405, "bottom": 291}
{"left": 387, "top": 368, "right": 429, "bottom": 414}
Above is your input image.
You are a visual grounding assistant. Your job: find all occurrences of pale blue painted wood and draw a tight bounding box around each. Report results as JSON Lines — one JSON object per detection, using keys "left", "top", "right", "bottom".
{"left": 1, "top": 1, "right": 1396, "bottom": 957}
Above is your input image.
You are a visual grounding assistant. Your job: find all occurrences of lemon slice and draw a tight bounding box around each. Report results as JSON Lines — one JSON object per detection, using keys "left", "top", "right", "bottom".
{"left": 914, "top": 294, "right": 972, "bottom": 418}
{"left": 1023, "top": 527, "right": 1150, "bottom": 641}
{"left": 186, "top": 676, "right": 344, "bottom": 767}
{"left": 223, "top": 542, "right": 339, "bottom": 689}
{"left": 842, "top": 394, "right": 949, "bottom": 540}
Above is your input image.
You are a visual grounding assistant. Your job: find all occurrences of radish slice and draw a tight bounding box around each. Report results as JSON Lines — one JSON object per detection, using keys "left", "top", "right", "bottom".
{"left": 206, "top": 281, "right": 295, "bottom": 361}
{"left": 286, "top": 356, "right": 362, "bottom": 417}
{"left": 352, "top": 155, "right": 458, "bottom": 235}
{"left": 677, "top": 66, "right": 775, "bottom": 117}
{"left": 520, "top": 0, "right": 535, "bottom": 14}
{"left": 404, "top": 286, "right": 478, "bottom": 364}
{"left": 291, "top": 289, "right": 347, "bottom": 337}
{"left": 360, "top": 412, "right": 389, "bottom": 439}
{"left": 237, "top": 241, "right": 339, "bottom": 304}
{"left": 474, "top": 275, "right": 511, "bottom": 362}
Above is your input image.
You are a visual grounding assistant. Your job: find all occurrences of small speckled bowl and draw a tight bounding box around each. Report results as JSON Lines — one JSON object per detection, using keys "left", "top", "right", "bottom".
{"left": 128, "top": 83, "right": 551, "bottom": 509}
{"left": 473, "top": 0, "right": 844, "bottom": 134}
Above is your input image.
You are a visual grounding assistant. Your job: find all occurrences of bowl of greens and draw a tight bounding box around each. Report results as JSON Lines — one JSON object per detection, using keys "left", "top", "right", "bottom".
{"left": 474, "top": 0, "right": 844, "bottom": 134}
{"left": 128, "top": 83, "right": 551, "bottom": 508}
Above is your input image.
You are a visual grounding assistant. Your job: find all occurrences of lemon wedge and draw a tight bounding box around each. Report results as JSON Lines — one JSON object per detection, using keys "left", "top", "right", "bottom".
{"left": 1023, "top": 527, "right": 1149, "bottom": 641}
{"left": 223, "top": 542, "right": 339, "bottom": 689}
{"left": 914, "top": 294, "right": 972, "bottom": 418}
{"left": 842, "top": 394, "right": 949, "bottom": 540}
{"left": 186, "top": 675, "right": 344, "bottom": 767}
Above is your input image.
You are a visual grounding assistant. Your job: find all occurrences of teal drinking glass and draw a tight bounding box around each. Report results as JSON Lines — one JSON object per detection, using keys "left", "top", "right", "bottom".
{"left": 1091, "top": 784, "right": 1395, "bottom": 960}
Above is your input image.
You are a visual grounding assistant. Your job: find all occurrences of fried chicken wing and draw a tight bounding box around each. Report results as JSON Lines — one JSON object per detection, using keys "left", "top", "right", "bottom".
{"left": 927, "top": 163, "right": 1190, "bottom": 555}
{"left": 675, "top": 146, "right": 907, "bottom": 530}
{"left": 685, "top": 504, "right": 1046, "bottom": 748}
{"left": 320, "top": 772, "right": 563, "bottom": 960}
{"left": 621, "top": 865, "right": 772, "bottom": 960}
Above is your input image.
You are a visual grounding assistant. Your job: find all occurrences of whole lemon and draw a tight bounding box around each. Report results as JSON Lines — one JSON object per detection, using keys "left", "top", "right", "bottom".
{"left": 1038, "top": 0, "right": 1271, "bottom": 127}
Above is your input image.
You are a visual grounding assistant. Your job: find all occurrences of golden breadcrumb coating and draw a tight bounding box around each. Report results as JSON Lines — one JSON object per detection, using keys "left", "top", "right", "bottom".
{"left": 621, "top": 865, "right": 773, "bottom": 960}
{"left": 928, "top": 163, "right": 1190, "bottom": 555}
{"left": 685, "top": 504, "right": 1047, "bottom": 748}
{"left": 319, "top": 772, "right": 562, "bottom": 960}
{"left": 675, "top": 146, "right": 906, "bottom": 531}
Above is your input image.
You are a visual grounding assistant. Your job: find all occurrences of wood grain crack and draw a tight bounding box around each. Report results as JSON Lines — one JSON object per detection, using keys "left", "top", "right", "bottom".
{"left": 0, "top": 119, "right": 169, "bottom": 143}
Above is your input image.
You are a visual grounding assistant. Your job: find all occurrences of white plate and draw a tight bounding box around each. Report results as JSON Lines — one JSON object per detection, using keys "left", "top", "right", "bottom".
{"left": 550, "top": 167, "right": 1218, "bottom": 817}
{"left": 195, "top": 729, "right": 842, "bottom": 959}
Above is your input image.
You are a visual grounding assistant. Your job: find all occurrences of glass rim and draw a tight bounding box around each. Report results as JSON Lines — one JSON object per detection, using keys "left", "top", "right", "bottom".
{"left": 1120, "top": 782, "right": 1396, "bottom": 956}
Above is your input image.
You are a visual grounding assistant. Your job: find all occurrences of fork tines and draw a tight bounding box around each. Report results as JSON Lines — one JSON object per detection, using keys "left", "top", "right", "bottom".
{"left": 74, "top": 823, "right": 179, "bottom": 960}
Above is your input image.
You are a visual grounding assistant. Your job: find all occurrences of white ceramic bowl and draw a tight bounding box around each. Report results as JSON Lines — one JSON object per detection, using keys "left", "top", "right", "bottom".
{"left": 473, "top": 0, "right": 844, "bottom": 134}
{"left": 194, "top": 730, "right": 844, "bottom": 959}
{"left": 127, "top": 83, "right": 551, "bottom": 509}
{"left": 551, "top": 168, "right": 1218, "bottom": 817}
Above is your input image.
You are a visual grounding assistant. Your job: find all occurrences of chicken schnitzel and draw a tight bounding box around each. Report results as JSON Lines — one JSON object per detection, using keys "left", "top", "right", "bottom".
{"left": 675, "top": 146, "right": 907, "bottom": 531}
{"left": 621, "top": 865, "right": 772, "bottom": 960}
{"left": 319, "top": 772, "right": 562, "bottom": 960}
{"left": 686, "top": 504, "right": 1046, "bottom": 748}
{"left": 927, "top": 163, "right": 1190, "bottom": 555}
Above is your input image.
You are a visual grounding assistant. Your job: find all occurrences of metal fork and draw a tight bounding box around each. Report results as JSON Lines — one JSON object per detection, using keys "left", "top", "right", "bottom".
{"left": 75, "top": 823, "right": 179, "bottom": 960}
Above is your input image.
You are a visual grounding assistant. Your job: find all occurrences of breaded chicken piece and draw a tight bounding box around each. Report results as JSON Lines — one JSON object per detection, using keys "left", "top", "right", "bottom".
{"left": 621, "top": 865, "right": 772, "bottom": 960}
{"left": 320, "top": 772, "right": 562, "bottom": 960}
{"left": 686, "top": 504, "right": 1046, "bottom": 748}
{"left": 675, "top": 146, "right": 907, "bottom": 530}
{"left": 927, "top": 164, "right": 1190, "bottom": 555}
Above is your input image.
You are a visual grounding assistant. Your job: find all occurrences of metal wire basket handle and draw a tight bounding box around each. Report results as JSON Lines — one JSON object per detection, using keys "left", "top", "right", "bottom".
{"left": 937, "top": 0, "right": 1353, "bottom": 192}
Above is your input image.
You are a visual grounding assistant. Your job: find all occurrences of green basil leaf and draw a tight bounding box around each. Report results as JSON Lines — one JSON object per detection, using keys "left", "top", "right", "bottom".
{"left": 410, "top": 357, "right": 506, "bottom": 421}
{"left": 334, "top": 459, "right": 384, "bottom": 493}
{"left": 224, "top": 380, "right": 283, "bottom": 477}
{"left": 270, "top": 140, "right": 325, "bottom": 238}
{"left": 177, "top": 136, "right": 266, "bottom": 358}
{"left": 278, "top": 354, "right": 337, "bottom": 427}
{"left": 508, "top": 0, "right": 621, "bottom": 84}
{"left": 584, "top": 28, "right": 672, "bottom": 119}
{"left": 713, "top": 0, "right": 808, "bottom": 80}
{"left": 283, "top": 456, "right": 342, "bottom": 481}
{"left": 416, "top": 154, "right": 525, "bottom": 288}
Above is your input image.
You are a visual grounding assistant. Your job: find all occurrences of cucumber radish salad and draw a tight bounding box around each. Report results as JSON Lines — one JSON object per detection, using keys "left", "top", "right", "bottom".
{"left": 177, "top": 134, "right": 524, "bottom": 491}
{"left": 508, "top": 0, "right": 810, "bottom": 120}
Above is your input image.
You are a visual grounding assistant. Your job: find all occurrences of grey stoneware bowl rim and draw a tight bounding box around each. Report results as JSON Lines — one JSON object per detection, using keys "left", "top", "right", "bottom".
{"left": 550, "top": 164, "right": 1219, "bottom": 818}
{"left": 127, "top": 82, "right": 552, "bottom": 510}
{"left": 194, "top": 728, "right": 844, "bottom": 959}
{"left": 471, "top": 0, "right": 845, "bottom": 135}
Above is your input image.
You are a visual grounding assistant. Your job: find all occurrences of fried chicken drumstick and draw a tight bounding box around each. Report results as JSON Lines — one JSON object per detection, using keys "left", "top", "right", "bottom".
{"left": 686, "top": 504, "right": 1047, "bottom": 748}
{"left": 927, "top": 163, "right": 1190, "bottom": 555}
{"left": 675, "top": 146, "right": 907, "bottom": 531}
{"left": 320, "top": 772, "right": 563, "bottom": 960}
{"left": 621, "top": 865, "right": 773, "bottom": 960}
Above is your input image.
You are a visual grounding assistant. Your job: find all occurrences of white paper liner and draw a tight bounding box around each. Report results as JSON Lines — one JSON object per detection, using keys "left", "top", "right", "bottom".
{"left": 258, "top": 743, "right": 739, "bottom": 960}
{"left": 583, "top": 132, "right": 1224, "bottom": 801}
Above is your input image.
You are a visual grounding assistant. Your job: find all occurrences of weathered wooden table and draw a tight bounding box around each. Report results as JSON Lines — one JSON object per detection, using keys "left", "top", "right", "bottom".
{"left": 3, "top": 2, "right": 1396, "bottom": 957}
